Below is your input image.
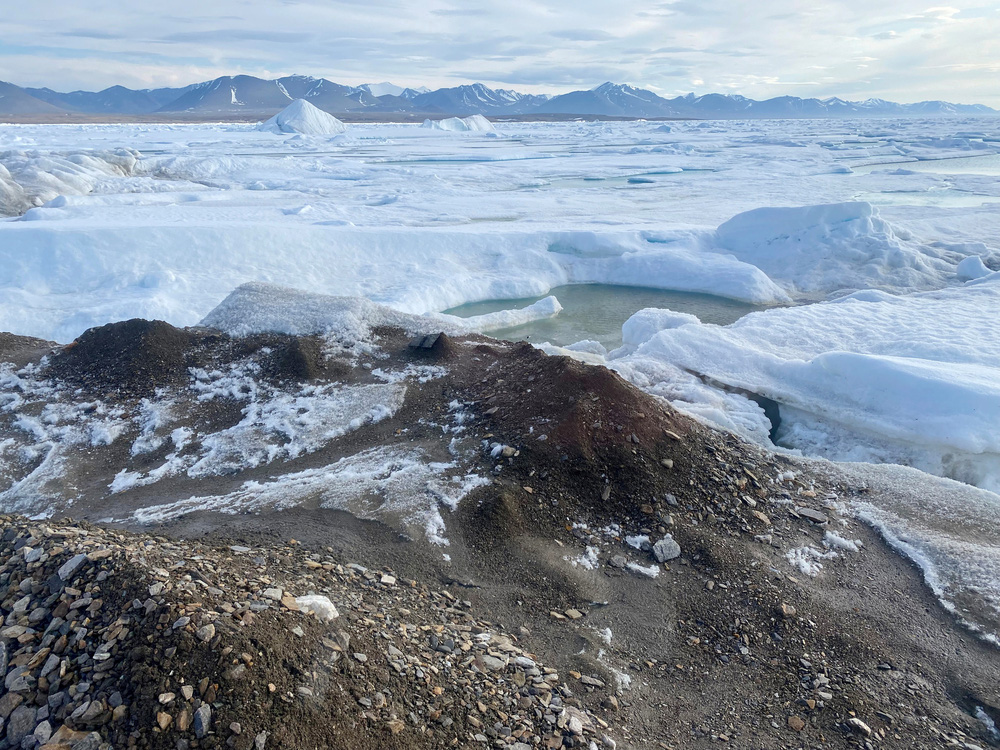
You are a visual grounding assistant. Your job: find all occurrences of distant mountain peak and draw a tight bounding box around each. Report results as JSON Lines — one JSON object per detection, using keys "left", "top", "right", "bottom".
{"left": 1, "top": 76, "right": 996, "bottom": 119}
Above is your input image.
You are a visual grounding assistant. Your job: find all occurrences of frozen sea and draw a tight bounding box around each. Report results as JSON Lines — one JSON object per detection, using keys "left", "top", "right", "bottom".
{"left": 2, "top": 114, "right": 1000, "bottom": 637}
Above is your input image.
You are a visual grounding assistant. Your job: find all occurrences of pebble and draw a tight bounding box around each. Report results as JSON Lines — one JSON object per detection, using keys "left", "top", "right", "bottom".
{"left": 652, "top": 535, "right": 681, "bottom": 563}
{"left": 196, "top": 623, "right": 216, "bottom": 641}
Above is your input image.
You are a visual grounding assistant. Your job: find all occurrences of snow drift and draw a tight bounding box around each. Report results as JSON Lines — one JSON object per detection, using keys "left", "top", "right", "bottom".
{"left": 0, "top": 149, "right": 140, "bottom": 216}
{"left": 711, "top": 202, "right": 955, "bottom": 298}
{"left": 610, "top": 276, "right": 1000, "bottom": 493}
{"left": 421, "top": 115, "right": 495, "bottom": 132}
{"left": 258, "top": 99, "right": 347, "bottom": 136}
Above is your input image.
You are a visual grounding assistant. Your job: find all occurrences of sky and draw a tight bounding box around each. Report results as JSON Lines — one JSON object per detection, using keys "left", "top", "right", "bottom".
{"left": 2, "top": 0, "right": 998, "bottom": 105}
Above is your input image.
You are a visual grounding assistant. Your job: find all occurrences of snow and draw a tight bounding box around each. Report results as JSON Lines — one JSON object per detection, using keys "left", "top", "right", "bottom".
{"left": 258, "top": 99, "right": 347, "bottom": 136}
{"left": 786, "top": 545, "right": 838, "bottom": 577}
{"left": 608, "top": 276, "right": 1000, "bottom": 493}
{"left": 957, "top": 254, "right": 991, "bottom": 281}
{"left": 713, "top": 202, "right": 954, "bottom": 298}
{"left": 422, "top": 115, "right": 495, "bottom": 133}
{"left": 200, "top": 282, "right": 562, "bottom": 342}
{"left": 626, "top": 562, "right": 660, "bottom": 578}
{"left": 130, "top": 445, "right": 488, "bottom": 546}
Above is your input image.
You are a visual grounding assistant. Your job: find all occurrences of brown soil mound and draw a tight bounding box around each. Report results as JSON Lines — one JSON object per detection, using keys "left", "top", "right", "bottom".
{"left": 49, "top": 319, "right": 196, "bottom": 397}
{"left": 0, "top": 332, "right": 55, "bottom": 368}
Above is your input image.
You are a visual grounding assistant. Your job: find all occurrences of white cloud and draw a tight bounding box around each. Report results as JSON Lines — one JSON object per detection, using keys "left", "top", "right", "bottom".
{"left": 0, "top": 0, "right": 996, "bottom": 105}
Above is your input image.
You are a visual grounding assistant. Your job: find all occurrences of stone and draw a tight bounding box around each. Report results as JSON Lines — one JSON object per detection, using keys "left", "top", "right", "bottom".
{"left": 797, "top": 507, "right": 828, "bottom": 524}
{"left": 787, "top": 715, "right": 805, "bottom": 732}
{"left": 193, "top": 704, "right": 212, "bottom": 738}
{"left": 57, "top": 554, "right": 88, "bottom": 581}
{"left": 848, "top": 717, "right": 872, "bottom": 737}
{"left": 33, "top": 720, "right": 53, "bottom": 744}
{"left": 0, "top": 692, "right": 23, "bottom": 720}
{"left": 779, "top": 603, "right": 796, "bottom": 618}
{"left": 49, "top": 726, "right": 89, "bottom": 745}
{"left": 652, "top": 535, "right": 681, "bottom": 563}
{"left": 196, "top": 623, "right": 216, "bottom": 642}
{"left": 80, "top": 700, "right": 106, "bottom": 724}
{"left": 262, "top": 588, "right": 283, "bottom": 601}
{"left": 6, "top": 704, "right": 37, "bottom": 744}
{"left": 481, "top": 655, "right": 507, "bottom": 671}
{"left": 75, "top": 733, "right": 103, "bottom": 750}
{"left": 156, "top": 711, "right": 173, "bottom": 730}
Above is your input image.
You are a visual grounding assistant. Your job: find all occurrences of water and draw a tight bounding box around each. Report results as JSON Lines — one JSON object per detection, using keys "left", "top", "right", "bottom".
{"left": 445, "top": 284, "right": 766, "bottom": 350}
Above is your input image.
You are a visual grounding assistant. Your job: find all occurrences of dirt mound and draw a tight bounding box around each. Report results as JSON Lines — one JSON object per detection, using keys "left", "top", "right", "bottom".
{"left": 0, "top": 332, "right": 55, "bottom": 370}
{"left": 49, "top": 319, "right": 196, "bottom": 396}
{"left": 0, "top": 516, "right": 612, "bottom": 750}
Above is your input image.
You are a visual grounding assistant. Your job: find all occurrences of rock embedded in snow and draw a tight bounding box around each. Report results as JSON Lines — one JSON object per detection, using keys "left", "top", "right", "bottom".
{"left": 258, "top": 99, "right": 347, "bottom": 136}
{"left": 652, "top": 535, "right": 681, "bottom": 563}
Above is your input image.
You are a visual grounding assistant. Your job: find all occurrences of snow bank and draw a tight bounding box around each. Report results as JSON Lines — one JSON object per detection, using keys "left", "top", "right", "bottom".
{"left": 421, "top": 115, "right": 495, "bottom": 132}
{"left": 712, "top": 202, "right": 954, "bottom": 297}
{"left": 258, "top": 100, "right": 347, "bottom": 136}
{"left": 0, "top": 224, "right": 798, "bottom": 343}
{"left": 0, "top": 149, "right": 140, "bottom": 216}
{"left": 610, "top": 276, "right": 1000, "bottom": 492}
{"left": 201, "top": 282, "right": 429, "bottom": 338}
{"left": 199, "top": 282, "right": 562, "bottom": 341}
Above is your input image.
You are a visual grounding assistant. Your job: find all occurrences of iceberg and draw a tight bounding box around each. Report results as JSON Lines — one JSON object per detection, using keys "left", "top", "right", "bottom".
{"left": 258, "top": 99, "right": 347, "bottom": 136}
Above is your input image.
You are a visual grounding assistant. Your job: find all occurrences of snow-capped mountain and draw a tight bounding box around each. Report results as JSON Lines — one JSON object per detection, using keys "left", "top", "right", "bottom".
{"left": 159, "top": 75, "right": 295, "bottom": 113}
{"left": 0, "top": 76, "right": 996, "bottom": 119}
{"left": 409, "top": 83, "right": 549, "bottom": 115}
{"left": 538, "top": 82, "right": 678, "bottom": 117}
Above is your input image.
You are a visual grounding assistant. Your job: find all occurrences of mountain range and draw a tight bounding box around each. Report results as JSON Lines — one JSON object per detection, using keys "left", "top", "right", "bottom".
{"left": 1, "top": 75, "right": 996, "bottom": 119}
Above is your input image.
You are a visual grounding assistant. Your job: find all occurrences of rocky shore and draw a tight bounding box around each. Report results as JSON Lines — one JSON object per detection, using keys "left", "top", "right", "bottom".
{"left": 1, "top": 316, "right": 999, "bottom": 749}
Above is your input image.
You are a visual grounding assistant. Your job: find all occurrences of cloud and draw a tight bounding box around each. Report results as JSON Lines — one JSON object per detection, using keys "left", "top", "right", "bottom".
{"left": 162, "top": 31, "right": 315, "bottom": 43}
{"left": 0, "top": 0, "right": 995, "bottom": 105}
{"left": 549, "top": 29, "right": 615, "bottom": 41}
